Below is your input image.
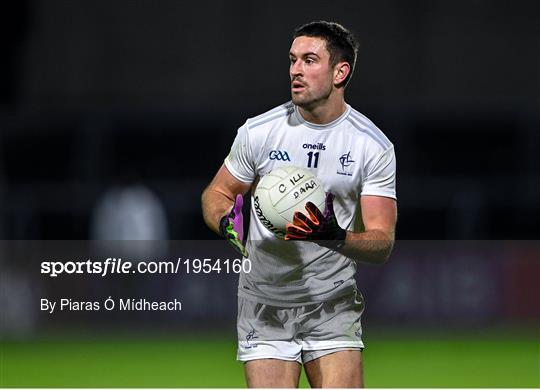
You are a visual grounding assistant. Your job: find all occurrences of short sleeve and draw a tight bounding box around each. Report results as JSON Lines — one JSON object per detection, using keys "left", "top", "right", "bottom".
{"left": 224, "top": 124, "right": 256, "bottom": 183}
{"left": 361, "top": 145, "right": 397, "bottom": 199}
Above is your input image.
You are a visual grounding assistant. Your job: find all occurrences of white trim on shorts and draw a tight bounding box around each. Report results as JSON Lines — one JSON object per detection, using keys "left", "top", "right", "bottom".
{"left": 238, "top": 340, "right": 364, "bottom": 363}
{"left": 238, "top": 340, "right": 303, "bottom": 362}
{"left": 302, "top": 339, "right": 364, "bottom": 351}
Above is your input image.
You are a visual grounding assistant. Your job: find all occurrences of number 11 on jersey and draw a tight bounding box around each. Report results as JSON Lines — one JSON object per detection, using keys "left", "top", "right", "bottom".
{"left": 307, "top": 151, "right": 319, "bottom": 168}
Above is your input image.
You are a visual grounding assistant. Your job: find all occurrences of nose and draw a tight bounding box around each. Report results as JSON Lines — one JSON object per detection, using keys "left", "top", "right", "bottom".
{"left": 290, "top": 59, "right": 302, "bottom": 78}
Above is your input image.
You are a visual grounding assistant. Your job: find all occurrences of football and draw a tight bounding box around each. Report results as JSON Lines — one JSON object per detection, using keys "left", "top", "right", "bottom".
{"left": 253, "top": 165, "right": 325, "bottom": 238}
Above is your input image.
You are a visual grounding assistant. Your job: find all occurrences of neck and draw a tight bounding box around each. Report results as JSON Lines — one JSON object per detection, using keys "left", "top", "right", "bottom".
{"left": 298, "top": 94, "right": 347, "bottom": 125}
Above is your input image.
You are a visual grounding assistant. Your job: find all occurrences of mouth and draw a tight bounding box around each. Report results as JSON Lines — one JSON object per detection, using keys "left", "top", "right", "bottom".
{"left": 291, "top": 81, "right": 306, "bottom": 93}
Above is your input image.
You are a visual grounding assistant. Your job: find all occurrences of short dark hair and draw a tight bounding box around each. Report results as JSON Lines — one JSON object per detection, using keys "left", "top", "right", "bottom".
{"left": 293, "top": 21, "right": 359, "bottom": 87}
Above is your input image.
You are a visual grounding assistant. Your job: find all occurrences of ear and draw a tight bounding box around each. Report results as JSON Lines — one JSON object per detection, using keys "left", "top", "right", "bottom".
{"left": 334, "top": 62, "right": 351, "bottom": 86}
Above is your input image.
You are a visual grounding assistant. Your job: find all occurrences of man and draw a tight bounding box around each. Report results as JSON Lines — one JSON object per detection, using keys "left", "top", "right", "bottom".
{"left": 202, "top": 21, "right": 397, "bottom": 388}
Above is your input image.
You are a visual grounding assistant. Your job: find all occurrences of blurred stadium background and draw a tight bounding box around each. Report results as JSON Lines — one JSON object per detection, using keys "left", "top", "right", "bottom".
{"left": 1, "top": 0, "right": 539, "bottom": 387}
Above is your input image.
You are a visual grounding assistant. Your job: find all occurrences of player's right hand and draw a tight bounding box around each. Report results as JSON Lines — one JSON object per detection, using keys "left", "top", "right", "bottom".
{"left": 219, "top": 194, "right": 249, "bottom": 257}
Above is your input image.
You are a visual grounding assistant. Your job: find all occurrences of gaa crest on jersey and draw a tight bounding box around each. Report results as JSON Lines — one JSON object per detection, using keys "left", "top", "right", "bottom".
{"left": 337, "top": 151, "right": 355, "bottom": 176}
{"left": 268, "top": 150, "right": 290, "bottom": 161}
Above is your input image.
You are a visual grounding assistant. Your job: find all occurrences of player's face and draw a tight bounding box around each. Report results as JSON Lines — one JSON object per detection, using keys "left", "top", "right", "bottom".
{"left": 289, "top": 36, "right": 335, "bottom": 109}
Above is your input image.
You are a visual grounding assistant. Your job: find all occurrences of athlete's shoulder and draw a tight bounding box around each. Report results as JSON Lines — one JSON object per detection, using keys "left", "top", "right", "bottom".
{"left": 346, "top": 106, "right": 393, "bottom": 151}
{"left": 246, "top": 101, "right": 295, "bottom": 130}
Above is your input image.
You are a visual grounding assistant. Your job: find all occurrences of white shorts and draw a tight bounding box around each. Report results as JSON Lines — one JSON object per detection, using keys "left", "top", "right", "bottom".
{"left": 237, "top": 292, "right": 364, "bottom": 364}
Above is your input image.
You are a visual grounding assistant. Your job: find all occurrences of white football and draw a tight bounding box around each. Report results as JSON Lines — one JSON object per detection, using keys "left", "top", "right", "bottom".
{"left": 253, "top": 166, "right": 326, "bottom": 238}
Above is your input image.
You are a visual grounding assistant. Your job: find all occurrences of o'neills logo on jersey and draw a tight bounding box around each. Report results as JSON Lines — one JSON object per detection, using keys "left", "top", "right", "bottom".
{"left": 302, "top": 142, "right": 326, "bottom": 151}
{"left": 253, "top": 196, "right": 285, "bottom": 238}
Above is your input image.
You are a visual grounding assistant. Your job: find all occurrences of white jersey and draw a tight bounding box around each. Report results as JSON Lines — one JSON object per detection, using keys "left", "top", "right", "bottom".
{"left": 225, "top": 101, "right": 396, "bottom": 306}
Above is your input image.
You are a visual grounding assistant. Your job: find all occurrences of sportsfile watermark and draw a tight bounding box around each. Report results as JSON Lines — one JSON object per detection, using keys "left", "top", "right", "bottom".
{"left": 1, "top": 240, "right": 252, "bottom": 318}
{"left": 2, "top": 240, "right": 538, "bottom": 323}
{"left": 41, "top": 257, "right": 251, "bottom": 277}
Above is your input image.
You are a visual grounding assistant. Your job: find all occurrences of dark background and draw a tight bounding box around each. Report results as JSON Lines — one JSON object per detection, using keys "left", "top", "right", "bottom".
{"left": 1, "top": 0, "right": 539, "bottom": 241}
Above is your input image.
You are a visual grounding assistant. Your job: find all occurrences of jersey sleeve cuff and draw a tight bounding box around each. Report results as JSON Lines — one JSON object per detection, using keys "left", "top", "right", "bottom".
{"left": 360, "top": 190, "right": 397, "bottom": 200}
{"left": 224, "top": 158, "right": 254, "bottom": 184}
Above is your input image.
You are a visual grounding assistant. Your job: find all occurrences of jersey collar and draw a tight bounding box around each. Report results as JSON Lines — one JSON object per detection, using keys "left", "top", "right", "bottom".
{"left": 293, "top": 103, "right": 351, "bottom": 130}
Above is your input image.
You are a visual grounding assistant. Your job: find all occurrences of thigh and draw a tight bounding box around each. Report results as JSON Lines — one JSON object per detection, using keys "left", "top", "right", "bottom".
{"left": 304, "top": 350, "right": 363, "bottom": 388}
{"left": 245, "top": 359, "right": 302, "bottom": 388}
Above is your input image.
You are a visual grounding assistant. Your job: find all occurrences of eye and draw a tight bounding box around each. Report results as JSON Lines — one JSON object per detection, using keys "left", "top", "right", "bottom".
{"left": 305, "top": 57, "right": 316, "bottom": 64}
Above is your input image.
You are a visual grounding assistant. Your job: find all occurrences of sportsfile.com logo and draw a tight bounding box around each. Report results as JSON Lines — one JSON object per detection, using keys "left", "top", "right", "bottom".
{"left": 269, "top": 150, "right": 290, "bottom": 161}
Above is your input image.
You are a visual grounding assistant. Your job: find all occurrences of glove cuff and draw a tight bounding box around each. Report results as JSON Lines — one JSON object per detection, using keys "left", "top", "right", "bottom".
{"left": 219, "top": 215, "right": 230, "bottom": 238}
{"left": 318, "top": 228, "right": 347, "bottom": 250}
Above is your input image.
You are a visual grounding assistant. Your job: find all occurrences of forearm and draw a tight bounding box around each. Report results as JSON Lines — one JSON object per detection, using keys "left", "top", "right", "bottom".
{"left": 336, "top": 229, "right": 395, "bottom": 264}
{"left": 201, "top": 186, "right": 235, "bottom": 234}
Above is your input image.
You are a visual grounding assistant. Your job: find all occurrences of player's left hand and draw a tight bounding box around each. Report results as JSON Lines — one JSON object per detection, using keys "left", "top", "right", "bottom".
{"left": 285, "top": 192, "right": 347, "bottom": 249}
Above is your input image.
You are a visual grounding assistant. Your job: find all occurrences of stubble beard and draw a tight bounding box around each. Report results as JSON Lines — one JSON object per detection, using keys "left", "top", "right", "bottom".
{"left": 291, "top": 84, "right": 333, "bottom": 111}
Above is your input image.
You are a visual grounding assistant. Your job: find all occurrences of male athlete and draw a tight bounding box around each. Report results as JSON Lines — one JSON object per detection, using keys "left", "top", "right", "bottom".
{"left": 202, "top": 21, "right": 397, "bottom": 388}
